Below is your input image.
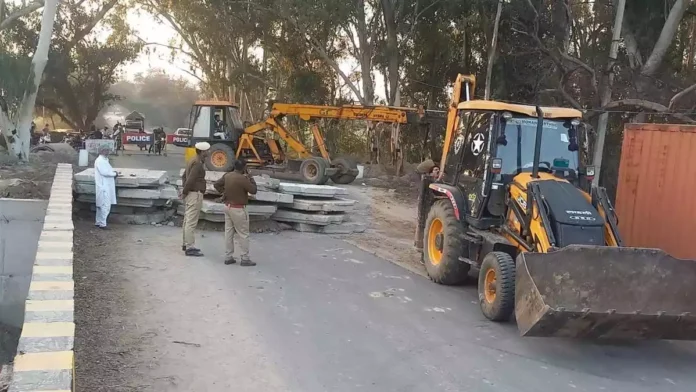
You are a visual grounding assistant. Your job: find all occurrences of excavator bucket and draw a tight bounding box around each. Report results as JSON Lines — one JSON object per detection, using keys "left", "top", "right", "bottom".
{"left": 515, "top": 245, "right": 696, "bottom": 340}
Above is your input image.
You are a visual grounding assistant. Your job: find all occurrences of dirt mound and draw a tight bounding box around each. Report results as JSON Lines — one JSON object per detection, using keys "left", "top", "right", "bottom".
{"left": 0, "top": 147, "right": 76, "bottom": 199}
{"left": 0, "top": 178, "right": 52, "bottom": 199}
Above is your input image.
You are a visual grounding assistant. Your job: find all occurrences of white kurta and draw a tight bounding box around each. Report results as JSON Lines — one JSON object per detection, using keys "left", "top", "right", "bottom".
{"left": 94, "top": 155, "right": 117, "bottom": 226}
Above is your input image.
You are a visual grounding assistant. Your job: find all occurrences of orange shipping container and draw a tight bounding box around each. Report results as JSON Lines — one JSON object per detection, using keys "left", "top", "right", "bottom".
{"left": 615, "top": 123, "right": 696, "bottom": 259}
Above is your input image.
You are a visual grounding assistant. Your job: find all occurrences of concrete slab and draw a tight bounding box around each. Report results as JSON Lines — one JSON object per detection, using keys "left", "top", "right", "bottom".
{"left": 252, "top": 190, "right": 293, "bottom": 204}
{"left": 159, "top": 185, "right": 178, "bottom": 199}
{"left": 82, "top": 204, "right": 162, "bottom": 215}
{"left": 271, "top": 209, "right": 345, "bottom": 225}
{"left": 290, "top": 222, "right": 366, "bottom": 234}
{"left": 290, "top": 197, "right": 356, "bottom": 212}
{"left": 175, "top": 201, "right": 277, "bottom": 217}
{"left": 278, "top": 182, "right": 346, "bottom": 197}
{"left": 199, "top": 200, "right": 277, "bottom": 215}
{"left": 176, "top": 210, "right": 274, "bottom": 223}
{"left": 74, "top": 168, "right": 167, "bottom": 188}
{"left": 174, "top": 180, "right": 289, "bottom": 202}
{"left": 75, "top": 183, "right": 178, "bottom": 201}
{"left": 75, "top": 195, "right": 168, "bottom": 208}
{"left": 178, "top": 170, "right": 281, "bottom": 190}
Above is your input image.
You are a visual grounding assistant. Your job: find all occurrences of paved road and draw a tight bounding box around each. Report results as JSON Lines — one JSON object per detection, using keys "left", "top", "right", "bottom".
{"left": 98, "top": 144, "right": 696, "bottom": 391}
{"left": 108, "top": 225, "right": 696, "bottom": 392}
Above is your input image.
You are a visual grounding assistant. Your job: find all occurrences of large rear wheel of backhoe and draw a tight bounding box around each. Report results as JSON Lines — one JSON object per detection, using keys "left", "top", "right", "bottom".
{"left": 478, "top": 252, "right": 516, "bottom": 322}
{"left": 331, "top": 156, "right": 359, "bottom": 184}
{"left": 423, "top": 200, "right": 471, "bottom": 285}
{"left": 300, "top": 157, "right": 329, "bottom": 185}
{"left": 205, "top": 143, "right": 235, "bottom": 172}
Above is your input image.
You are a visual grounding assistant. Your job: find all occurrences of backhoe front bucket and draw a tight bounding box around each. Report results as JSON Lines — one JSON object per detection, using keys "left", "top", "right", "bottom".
{"left": 515, "top": 245, "right": 696, "bottom": 340}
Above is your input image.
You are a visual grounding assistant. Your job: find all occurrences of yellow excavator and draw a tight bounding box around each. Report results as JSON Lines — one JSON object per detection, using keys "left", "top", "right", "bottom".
{"left": 415, "top": 74, "right": 696, "bottom": 339}
{"left": 183, "top": 100, "right": 444, "bottom": 184}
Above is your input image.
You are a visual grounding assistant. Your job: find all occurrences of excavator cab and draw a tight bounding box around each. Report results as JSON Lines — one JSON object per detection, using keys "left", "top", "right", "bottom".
{"left": 186, "top": 101, "right": 246, "bottom": 171}
{"left": 415, "top": 74, "right": 696, "bottom": 340}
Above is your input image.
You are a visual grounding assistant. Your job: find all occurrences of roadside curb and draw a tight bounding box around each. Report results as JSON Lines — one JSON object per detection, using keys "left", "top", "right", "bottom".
{"left": 9, "top": 164, "right": 75, "bottom": 392}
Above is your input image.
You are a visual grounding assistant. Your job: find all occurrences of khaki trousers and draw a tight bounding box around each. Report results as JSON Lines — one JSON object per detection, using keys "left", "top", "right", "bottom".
{"left": 224, "top": 205, "right": 250, "bottom": 260}
{"left": 183, "top": 191, "right": 203, "bottom": 248}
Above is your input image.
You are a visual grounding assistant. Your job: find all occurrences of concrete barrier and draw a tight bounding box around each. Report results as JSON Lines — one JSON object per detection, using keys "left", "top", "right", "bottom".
{"left": 8, "top": 163, "right": 75, "bottom": 392}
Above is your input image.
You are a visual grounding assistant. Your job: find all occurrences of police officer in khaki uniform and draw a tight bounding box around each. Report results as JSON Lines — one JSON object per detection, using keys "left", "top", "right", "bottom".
{"left": 214, "top": 159, "right": 257, "bottom": 266}
{"left": 181, "top": 142, "right": 210, "bottom": 256}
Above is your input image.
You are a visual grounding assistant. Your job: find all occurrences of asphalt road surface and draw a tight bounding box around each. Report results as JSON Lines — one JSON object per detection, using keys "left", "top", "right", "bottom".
{"left": 78, "top": 225, "right": 696, "bottom": 392}
{"left": 85, "top": 145, "right": 696, "bottom": 392}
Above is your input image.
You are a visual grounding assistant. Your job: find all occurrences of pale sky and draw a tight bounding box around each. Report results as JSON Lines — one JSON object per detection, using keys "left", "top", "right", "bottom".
{"left": 122, "top": 8, "right": 384, "bottom": 102}
{"left": 123, "top": 9, "right": 196, "bottom": 83}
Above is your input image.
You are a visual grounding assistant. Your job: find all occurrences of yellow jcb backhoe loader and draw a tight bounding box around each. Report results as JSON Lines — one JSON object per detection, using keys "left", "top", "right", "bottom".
{"left": 415, "top": 74, "right": 696, "bottom": 340}
{"left": 183, "top": 101, "right": 444, "bottom": 185}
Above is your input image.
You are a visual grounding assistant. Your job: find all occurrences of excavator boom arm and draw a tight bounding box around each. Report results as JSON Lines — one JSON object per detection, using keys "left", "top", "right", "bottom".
{"left": 242, "top": 103, "right": 438, "bottom": 162}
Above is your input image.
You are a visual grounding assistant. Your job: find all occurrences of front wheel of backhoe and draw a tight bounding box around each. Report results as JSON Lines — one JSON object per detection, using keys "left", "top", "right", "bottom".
{"left": 478, "top": 251, "right": 516, "bottom": 321}
{"left": 423, "top": 200, "right": 470, "bottom": 285}
{"left": 205, "top": 143, "right": 236, "bottom": 172}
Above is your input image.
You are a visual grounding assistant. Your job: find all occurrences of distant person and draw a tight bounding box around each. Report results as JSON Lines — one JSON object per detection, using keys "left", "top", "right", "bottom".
{"left": 213, "top": 159, "right": 257, "bottom": 266}
{"left": 149, "top": 127, "right": 166, "bottom": 154}
{"left": 90, "top": 125, "right": 103, "bottom": 139}
{"left": 42, "top": 124, "right": 50, "bottom": 136}
{"left": 180, "top": 142, "right": 210, "bottom": 257}
{"left": 94, "top": 146, "right": 118, "bottom": 229}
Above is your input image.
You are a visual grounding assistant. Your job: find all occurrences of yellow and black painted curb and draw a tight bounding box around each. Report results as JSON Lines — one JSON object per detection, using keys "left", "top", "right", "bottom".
{"left": 9, "top": 163, "right": 75, "bottom": 392}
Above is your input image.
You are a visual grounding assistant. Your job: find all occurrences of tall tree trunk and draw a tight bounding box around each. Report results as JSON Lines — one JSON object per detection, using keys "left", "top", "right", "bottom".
{"left": 462, "top": 19, "right": 470, "bottom": 73}
{"left": 484, "top": 0, "right": 503, "bottom": 100}
{"left": 627, "top": 0, "right": 690, "bottom": 122}
{"left": 380, "top": 0, "right": 399, "bottom": 105}
{"left": 240, "top": 34, "right": 249, "bottom": 120}
{"left": 356, "top": 0, "right": 374, "bottom": 105}
{"left": 592, "top": 0, "right": 625, "bottom": 187}
{"left": 687, "top": 18, "right": 696, "bottom": 70}
{"left": 7, "top": 0, "right": 58, "bottom": 160}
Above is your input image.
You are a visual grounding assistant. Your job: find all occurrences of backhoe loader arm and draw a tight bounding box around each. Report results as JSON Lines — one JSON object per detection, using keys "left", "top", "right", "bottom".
{"left": 268, "top": 103, "right": 410, "bottom": 123}
{"left": 243, "top": 103, "right": 422, "bottom": 162}
{"left": 244, "top": 117, "right": 312, "bottom": 160}
{"left": 591, "top": 186, "right": 623, "bottom": 247}
{"left": 440, "top": 74, "right": 477, "bottom": 173}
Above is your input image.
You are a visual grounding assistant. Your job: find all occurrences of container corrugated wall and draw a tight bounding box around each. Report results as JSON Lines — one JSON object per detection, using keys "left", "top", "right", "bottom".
{"left": 615, "top": 123, "right": 696, "bottom": 259}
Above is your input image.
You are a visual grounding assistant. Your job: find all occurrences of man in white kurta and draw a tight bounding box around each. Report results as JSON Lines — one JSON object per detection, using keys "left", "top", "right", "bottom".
{"left": 94, "top": 147, "right": 118, "bottom": 229}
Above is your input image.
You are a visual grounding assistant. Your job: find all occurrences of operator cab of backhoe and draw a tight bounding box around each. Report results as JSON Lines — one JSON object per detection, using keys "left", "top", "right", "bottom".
{"left": 188, "top": 101, "right": 245, "bottom": 146}
{"left": 439, "top": 102, "right": 592, "bottom": 231}
{"left": 186, "top": 101, "right": 248, "bottom": 171}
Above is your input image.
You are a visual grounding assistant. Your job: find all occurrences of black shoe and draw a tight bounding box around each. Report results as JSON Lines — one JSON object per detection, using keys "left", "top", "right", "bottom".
{"left": 240, "top": 259, "right": 256, "bottom": 267}
{"left": 98, "top": 226, "right": 110, "bottom": 230}
{"left": 224, "top": 258, "right": 237, "bottom": 265}
{"left": 185, "top": 248, "right": 204, "bottom": 257}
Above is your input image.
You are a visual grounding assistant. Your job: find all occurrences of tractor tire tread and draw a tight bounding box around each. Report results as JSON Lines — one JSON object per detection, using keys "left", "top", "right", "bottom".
{"left": 205, "top": 143, "right": 236, "bottom": 172}
{"left": 300, "top": 157, "right": 329, "bottom": 185}
{"left": 423, "top": 199, "right": 470, "bottom": 285}
{"left": 331, "top": 156, "right": 359, "bottom": 184}
{"left": 478, "top": 251, "right": 516, "bottom": 322}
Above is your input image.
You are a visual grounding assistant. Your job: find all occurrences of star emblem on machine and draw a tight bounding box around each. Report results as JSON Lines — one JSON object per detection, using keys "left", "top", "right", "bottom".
{"left": 471, "top": 133, "right": 485, "bottom": 155}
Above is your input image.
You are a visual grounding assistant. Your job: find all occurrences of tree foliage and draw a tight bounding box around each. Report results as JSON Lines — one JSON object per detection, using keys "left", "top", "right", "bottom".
{"left": 3, "top": 0, "right": 141, "bottom": 131}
